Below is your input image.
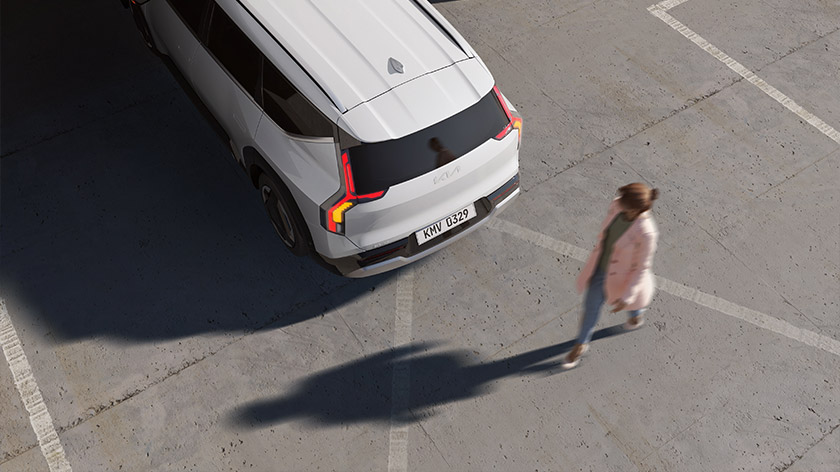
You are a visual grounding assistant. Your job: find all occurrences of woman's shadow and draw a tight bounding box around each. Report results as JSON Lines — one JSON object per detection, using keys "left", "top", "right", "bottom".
{"left": 229, "top": 325, "right": 626, "bottom": 428}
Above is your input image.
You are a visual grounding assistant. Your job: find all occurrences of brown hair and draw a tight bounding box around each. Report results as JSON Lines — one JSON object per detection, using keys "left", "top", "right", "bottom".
{"left": 619, "top": 183, "right": 659, "bottom": 212}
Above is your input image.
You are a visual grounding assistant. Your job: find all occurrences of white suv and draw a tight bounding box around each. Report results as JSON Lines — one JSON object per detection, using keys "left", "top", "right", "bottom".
{"left": 128, "top": 0, "right": 522, "bottom": 277}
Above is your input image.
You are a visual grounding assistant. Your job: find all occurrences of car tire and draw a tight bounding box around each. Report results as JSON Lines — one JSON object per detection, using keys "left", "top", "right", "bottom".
{"left": 258, "top": 173, "right": 312, "bottom": 257}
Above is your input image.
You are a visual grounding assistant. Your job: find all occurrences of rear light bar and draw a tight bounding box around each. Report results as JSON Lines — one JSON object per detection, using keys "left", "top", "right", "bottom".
{"left": 321, "top": 151, "right": 386, "bottom": 234}
{"left": 488, "top": 174, "right": 520, "bottom": 206}
{"left": 357, "top": 239, "right": 409, "bottom": 267}
{"left": 492, "top": 85, "right": 523, "bottom": 145}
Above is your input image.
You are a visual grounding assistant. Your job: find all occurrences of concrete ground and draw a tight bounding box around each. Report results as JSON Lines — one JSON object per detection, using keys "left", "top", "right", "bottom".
{"left": 1, "top": 0, "right": 838, "bottom": 471}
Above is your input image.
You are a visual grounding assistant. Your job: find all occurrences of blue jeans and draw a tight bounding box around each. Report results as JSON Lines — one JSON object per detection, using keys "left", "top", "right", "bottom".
{"left": 578, "top": 268, "right": 645, "bottom": 345}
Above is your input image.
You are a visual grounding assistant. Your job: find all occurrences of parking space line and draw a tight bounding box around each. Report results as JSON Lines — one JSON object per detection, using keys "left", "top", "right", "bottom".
{"left": 648, "top": 1, "right": 840, "bottom": 145}
{"left": 388, "top": 267, "right": 414, "bottom": 472}
{"left": 655, "top": 0, "right": 691, "bottom": 11}
{"left": 487, "top": 218, "right": 840, "bottom": 357}
{"left": 0, "top": 299, "right": 73, "bottom": 472}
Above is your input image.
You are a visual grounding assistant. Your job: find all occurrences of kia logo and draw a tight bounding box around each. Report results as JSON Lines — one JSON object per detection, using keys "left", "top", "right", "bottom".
{"left": 434, "top": 166, "right": 460, "bottom": 185}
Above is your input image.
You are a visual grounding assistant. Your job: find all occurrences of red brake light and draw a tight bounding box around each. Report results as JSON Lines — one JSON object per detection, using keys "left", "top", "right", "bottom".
{"left": 493, "top": 86, "right": 522, "bottom": 144}
{"left": 324, "top": 151, "right": 385, "bottom": 234}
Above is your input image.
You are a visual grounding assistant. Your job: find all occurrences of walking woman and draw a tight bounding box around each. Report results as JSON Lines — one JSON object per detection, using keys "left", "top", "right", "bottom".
{"left": 562, "top": 183, "right": 660, "bottom": 369}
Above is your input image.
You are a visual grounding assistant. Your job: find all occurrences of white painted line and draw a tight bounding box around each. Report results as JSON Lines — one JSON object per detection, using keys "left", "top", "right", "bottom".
{"left": 0, "top": 299, "right": 73, "bottom": 472}
{"left": 487, "top": 218, "right": 591, "bottom": 262}
{"left": 388, "top": 267, "right": 414, "bottom": 472}
{"left": 648, "top": 2, "right": 840, "bottom": 145}
{"left": 655, "top": 0, "right": 691, "bottom": 11}
{"left": 654, "top": 277, "right": 840, "bottom": 356}
{"left": 487, "top": 219, "right": 840, "bottom": 357}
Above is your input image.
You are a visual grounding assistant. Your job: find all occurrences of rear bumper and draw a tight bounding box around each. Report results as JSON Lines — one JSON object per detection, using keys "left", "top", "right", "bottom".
{"left": 321, "top": 173, "right": 520, "bottom": 277}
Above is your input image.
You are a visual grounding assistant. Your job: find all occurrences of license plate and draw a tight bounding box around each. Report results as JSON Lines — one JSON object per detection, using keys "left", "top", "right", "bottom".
{"left": 415, "top": 203, "right": 476, "bottom": 246}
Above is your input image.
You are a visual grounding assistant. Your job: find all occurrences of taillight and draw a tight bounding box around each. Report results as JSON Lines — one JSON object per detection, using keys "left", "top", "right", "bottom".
{"left": 492, "top": 85, "right": 523, "bottom": 146}
{"left": 321, "top": 151, "right": 385, "bottom": 234}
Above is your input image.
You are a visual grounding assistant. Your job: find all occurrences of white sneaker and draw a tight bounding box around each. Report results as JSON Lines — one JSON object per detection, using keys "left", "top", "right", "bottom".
{"left": 560, "top": 343, "right": 589, "bottom": 370}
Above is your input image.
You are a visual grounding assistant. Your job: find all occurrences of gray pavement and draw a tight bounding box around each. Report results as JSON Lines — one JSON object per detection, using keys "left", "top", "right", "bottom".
{"left": 1, "top": 0, "right": 838, "bottom": 471}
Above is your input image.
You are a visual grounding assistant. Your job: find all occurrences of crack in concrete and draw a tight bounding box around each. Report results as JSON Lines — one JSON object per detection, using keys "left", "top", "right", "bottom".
{"left": 411, "top": 409, "right": 452, "bottom": 469}
{"left": 527, "top": 0, "right": 604, "bottom": 35}
{"left": 57, "top": 346, "right": 228, "bottom": 435}
{"left": 0, "top": 87, "right": 180, "bottom": 159}
{"left": 633, "top": 361, "right": 737, "bottom": 463}
{"left": 748, "top": 24, "right": 840, "bottom": 74}
{"left": 524, "top": 81, "right": 734, "bottom": 192}
{"left": 641, "top": 397, "right": 733, "bottom": 462}
{"left": 336, "top": 310, "right": 366, "bottom": 351}
{"left": 0, "top": 445, "right": 36, "bottom": 465}
{"left": 520, "top": 22, "right": 840, "bottom": 194}
{"left": 437, "top": 0, "right": 604, "bottom": 51}
{"left": 776, "top": 422, "right": 840, "bottom": 472}
{"left": 587, "top": 403, "right": 648, "bottom": 471}
{"left": 483, "top": 303, "right": 579, "bottom": 363}
{"left": 754, "top": 149, "right": 837, "bottom": 199}
{"left": 694, "top": 221, "right": 824, "bottom": 333}
{"left": 0, "top": 341, "right": 228, "bottom": 466}
{"left": 0, "top": 284, "right": 356, "bottom": 463}
{"left": 473, "top": 34, "right": 575, "bottom": 121}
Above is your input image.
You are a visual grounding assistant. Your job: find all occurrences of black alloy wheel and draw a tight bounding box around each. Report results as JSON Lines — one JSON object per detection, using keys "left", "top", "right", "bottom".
{"left": 258, "top": 173, "right": 311, "bottom": 257}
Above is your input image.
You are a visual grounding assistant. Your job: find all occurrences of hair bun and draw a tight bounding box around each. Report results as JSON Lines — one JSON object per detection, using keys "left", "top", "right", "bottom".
{"left": 650, "top": 188, "right": 659, "bottom": 201}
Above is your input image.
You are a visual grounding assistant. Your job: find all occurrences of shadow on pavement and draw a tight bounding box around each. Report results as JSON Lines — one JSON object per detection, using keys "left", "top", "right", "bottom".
{"left": 229, "top": 325, "right": 627, "bottom": 428}
{"left": 0, "top": 99, "right": 391, "bottom": 341}
{"left": 0, "top": 0, "right": 391, "bottom": 342}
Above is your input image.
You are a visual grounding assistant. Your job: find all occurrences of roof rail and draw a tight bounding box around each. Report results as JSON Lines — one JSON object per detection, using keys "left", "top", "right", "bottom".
{"left": 410, "top": 0, "right": 469, "bottom": 57}
{"left": 235, "top": 0, "right": 344, "bottom": 112}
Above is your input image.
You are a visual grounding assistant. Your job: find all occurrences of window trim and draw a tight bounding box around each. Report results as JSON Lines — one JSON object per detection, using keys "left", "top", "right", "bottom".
{"left": 167, "top": 0, "right": 337, "bottom": 143}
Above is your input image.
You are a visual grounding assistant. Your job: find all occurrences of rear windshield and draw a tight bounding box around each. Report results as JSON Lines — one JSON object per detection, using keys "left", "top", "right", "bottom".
{"left": 347, "top": 90, "right": 510, "bottom": 195}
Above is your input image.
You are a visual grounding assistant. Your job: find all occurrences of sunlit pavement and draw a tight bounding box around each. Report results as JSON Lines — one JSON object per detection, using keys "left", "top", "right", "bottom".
{"left": 1, "top": 0, "right": 838, "bottom": 470}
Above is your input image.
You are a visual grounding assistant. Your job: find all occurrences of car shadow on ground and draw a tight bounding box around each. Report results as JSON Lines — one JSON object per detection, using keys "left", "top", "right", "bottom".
{"left": 228, "top": 325, "right": 626, "bottom": 428}
{"left": 0, "top": 37, "right": 392, "bottom": 343}
{"left": 0, "top": 1, "right": 398, "bottom": 343}
{"left": 0, "top": 104, "right": 391, "bottom": 342}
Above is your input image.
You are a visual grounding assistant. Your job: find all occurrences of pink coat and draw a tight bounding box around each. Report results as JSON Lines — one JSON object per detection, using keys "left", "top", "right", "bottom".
{"left": 576, "top": 198, "right": 659, "bottom": 310}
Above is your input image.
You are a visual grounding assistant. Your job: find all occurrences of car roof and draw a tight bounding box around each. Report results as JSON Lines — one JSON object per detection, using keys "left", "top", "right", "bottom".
{"left": 238, "top": 0, "right": 473, "bottom": 113}
{"left": 338, "top": 58, "right": 494, "bottom": 142}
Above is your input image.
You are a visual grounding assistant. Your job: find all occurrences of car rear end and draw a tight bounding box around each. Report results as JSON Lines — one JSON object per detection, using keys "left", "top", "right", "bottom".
{"left": 320, "top": 84, "right": 522, "bottom": 277}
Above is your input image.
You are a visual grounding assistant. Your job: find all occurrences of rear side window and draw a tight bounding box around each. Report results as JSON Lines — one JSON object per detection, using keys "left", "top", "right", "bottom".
{"left": 262, "top": 60, "right": 334, "bottom": 138}
{"left": 347, "top": 91, "right": 510, "bottom": 194}
{"left": 206, "top": 4, "right": 261, "bottom": 96}
{"left": 168, "top": 0, "right": 210, "bottom": 35}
